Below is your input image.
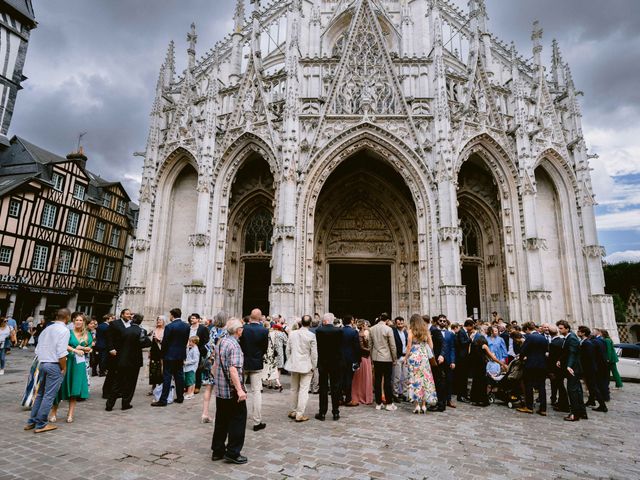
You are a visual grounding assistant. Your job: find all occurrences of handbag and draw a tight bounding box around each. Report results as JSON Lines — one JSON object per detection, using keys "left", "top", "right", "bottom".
{"left": 429, "top": 356, "right": 437, "bottom": 367}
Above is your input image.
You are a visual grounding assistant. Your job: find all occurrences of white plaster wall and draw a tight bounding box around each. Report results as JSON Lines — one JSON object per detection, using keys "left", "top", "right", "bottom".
{"left": 535, "top": 169, "right": 569, "bottom": 322}
{"left": 162, "top": 166, "right": 198, "bottom": 313}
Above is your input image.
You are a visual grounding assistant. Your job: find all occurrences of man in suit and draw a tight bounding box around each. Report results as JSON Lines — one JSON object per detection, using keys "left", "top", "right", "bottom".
{"left": 188, "top": 313, "right": 210, "bottom": 393}
{"left": 340, "top": 315, "right": 361, "bottom": 406}
{"left": 285, "top": 315, "right": 318, "bottom": 422}
{"left": 438, "top": 316, "right": 457, "bottom": 408}
{"left": 151, "top": 308, "right": 190, "bottom": 407}
{"left": 547, "top": 325, "right": 569, "bottom": 412}
{"left": 95, "top": 314, "right": 112, "bottom": 377}
{"left": 239, "top": 308, "right": 269, "bottom": 431}
{"left": 314, "top": 312, "right": 344, "bottom": 421}
{"left": 517, "top": 322, "right": 549, "bottom": 415}
{"left": 106, "top": 308, "right": 144, "bottom": 411}
{"left": 104, "top": 309, "right": 130, "bottom": 402}
{"left": 428, "top": 316, "right": 447, "bottom": 412}
{"left": 369, "top": 312, "right": 397, "bottom": 411}
{"left": 577, "top": 325, "right": 608, "bottom": 413}
{"left": 592, "top": 328, "right": 611, "bottom": 402}
{"left": 556, "top": 320, "right": 586, "bottom": 421}
{"left": 391, "top": 316, "right": 409, "bottom": 402}
{"left": 454, "top": 319, "right": 474, "bottom": 402}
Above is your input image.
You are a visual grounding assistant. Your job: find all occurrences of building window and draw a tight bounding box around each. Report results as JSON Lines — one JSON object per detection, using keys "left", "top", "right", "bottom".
{"left": 32, "top": 245, "right": 49, "bottom": 271}
{"left": 58, "top": 249, "right": 73, "bottom": 274}
{"left": 244, "top": 209, "right": 273, "bottom": 254}
{"left": 103, "top": 260, "right": 115, "bottom": 281}
{"left": 52, "top": 173, "right": 64, "bottom": 191}
{"left": 40, "top": 203, "right": 57, "bottom": 229}
{"left": 94, "top": 221, "right": 106, "bottom": 242}
{"left": 73, "top": 183, "right": 86, "bottom": 200}
{"left": 87, "top": 256, "right": 100, "bottom": 278}
{"left": 116, "top": 199, "right": 126, "bottom": 214}
{"left": 0, "top": 246, "right": 13, "bottom": 265}
{"left": 65, "top": 211, "right": 80, "bottom": 235}
{"left": 102, "top": 192, "right": 112, "bottom": 208}
{"left": 460, "top": 215, "right": 480, "bottom": 257}
{"left": 109, "top": 228, "right": 121, "bottom": 248}
{"left": 8, "top": 199, "right": 21, "bottom": 217}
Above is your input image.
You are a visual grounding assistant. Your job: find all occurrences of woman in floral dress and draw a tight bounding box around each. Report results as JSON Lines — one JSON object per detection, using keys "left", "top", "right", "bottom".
{"left": 405, "top": 314, "right": 437, "bottom": 413}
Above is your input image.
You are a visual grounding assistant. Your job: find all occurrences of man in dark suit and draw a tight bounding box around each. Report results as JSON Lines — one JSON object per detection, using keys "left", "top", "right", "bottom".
{"left": 188, "top": 313, "right": 210, "bottom": 393}
{"left": 239, "top": 308, "right": 269, "bottom": 431}
{"left": 103, "top": 309, "right": 130, "bottom": 402}
{"left": 577, "top": 326, "right": 608, "bottom": 413}
{"left": 314, "top": 313, "right": 344, "bottom": 421}
{"left": 517, "top": 322, "right": 549, "bottom": 415}
{"left": 592, "top": 329, "right": 611, "bottom": 402}
{"left": 428, "top": 316, "right": 447, "bottom": 412}
{"left": 392, "top": 316, "right": 409, "bottom": 402}
{"left": 151, "top": 308, "right": 190, "bottom": 407}
{"left": 454, "top": 318, "right": 474, "bottom": 402}
{"left": 340, "top": 315, "right": 361, "bottom": 406}
{"left": 438, "top": 316, "right": 457, "bottom": 408}
{"left": 557, "top": 320, "right": 586, "bottom": 421}
{"left": 106, "top": 309, "right": 144, "bottom": 411}
{"left": 547, "top": 325, "right": 569, "bottom": 412}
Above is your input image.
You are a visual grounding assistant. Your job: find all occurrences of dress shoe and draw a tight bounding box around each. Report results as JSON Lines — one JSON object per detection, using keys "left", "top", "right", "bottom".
{"left": 517, "top": 407, "right": 534, "bottom": 414}
{"left": 580, "top": 413, "right": 589, "bottom": 420}
{"left": 150, "top": 401, "right": 167, "bottom": 407}
{"left": 105, "top": 402, "right": 114, "bottom": 411}
{"left": 564, "top": 414, "right": 580, "bottom": 422}
{"left": 585, "top": 401, "right": 596, "bottom": 407}
{"left": 314, "top": 413, "right": 325, "bottom": 421}
{"left": 224, "top": 454, "right": 248, "bottom": 464}
{"left": 592, "top": 405, "right": 608, "bottom": 413}
{"left": 252, "top": 423, "right": 266, "bottom": 431}
{"left": 211, "top": 453, "right": 224, "bottom": 461}
{"left": 34, "top": 424, "right": 58, "bottom": 433}
{"left": 121, "top": 404, "right": 133, "bottom": 411}
{"left": 295, "top": 416, "right": 309, "bottom": 422}
{"left": 447, "top": 401, "right": 456, "bottom": 408}
{"left": 174, "top": 399, "right": 184, "bottom": 404}
{"left": 332, "top": 413, "right": 340, "bottom": 421}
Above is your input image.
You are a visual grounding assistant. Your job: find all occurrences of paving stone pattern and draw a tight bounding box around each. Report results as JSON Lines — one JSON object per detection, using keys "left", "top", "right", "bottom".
{"left": 0, "top": 348, "right": 638, "bottom": 479}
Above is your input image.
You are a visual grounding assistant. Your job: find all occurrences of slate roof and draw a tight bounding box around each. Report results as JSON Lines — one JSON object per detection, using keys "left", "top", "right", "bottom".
{"left": 2, "top": 0, "right": 36, "bottom": 26}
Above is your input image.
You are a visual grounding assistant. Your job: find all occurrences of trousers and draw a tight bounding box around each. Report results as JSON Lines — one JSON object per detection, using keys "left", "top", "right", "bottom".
{"left": 524, "top": 367, "right": 547, "bottom": 411}
{"left": 318, "top": 367, "right": 341, "bottom": 415}
{"left": 245, "top": 370, "right": 263, "bottom": 425}
{"left": 160, "top": 359, "right": 184, "bottom": 404}
{"left": 373, "top": 361, "right": 393, "bottom": 405}
{"left": 211, "top": 396, "right": 247, "bottom": 459}
{"left": 566, "top": 373, "right": 586, "bottom": 416}
{"left": 290, "top": 371, "right": 313, "bottom": 419}
{"left": 28, "top": 363, "right": 63, "bottom": 429}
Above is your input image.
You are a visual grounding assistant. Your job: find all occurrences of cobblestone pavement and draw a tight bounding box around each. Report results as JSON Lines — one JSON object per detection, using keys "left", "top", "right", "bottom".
{"left": 0, "top": 347, "right": 638, "bottom": 480}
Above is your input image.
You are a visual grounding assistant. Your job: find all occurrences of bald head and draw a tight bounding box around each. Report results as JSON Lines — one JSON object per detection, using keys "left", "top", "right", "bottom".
{"left": 250, "top": 309, "right": 262, "bottom": 323}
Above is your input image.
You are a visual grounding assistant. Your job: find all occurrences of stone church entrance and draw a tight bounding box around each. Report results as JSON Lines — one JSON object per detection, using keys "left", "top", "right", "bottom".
{"left": 242, "top": 261, "right": 271, "bottom": 316}
{"left": 329, "top": 263, "right": 391, "bottom": 321}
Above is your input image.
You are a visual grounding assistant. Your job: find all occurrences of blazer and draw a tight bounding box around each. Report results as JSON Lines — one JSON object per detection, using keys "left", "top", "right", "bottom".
{"left": 239, "top": 322, "right": 269, "bottom": 371}
{"left": 548, "top": 336, "right": 564, "bottom": 373}
{"left": 106, "top": 318, "right": 127, "bottom": 354}
{"left": 369, "top": 321, "right": 397, "bottom": 363}
{"left": 561, "top": 332, "right": 582, "bottom": 375}
{"left": 593, "top": 336, "right": 609, "bottom": 374}
{"left": 392, "top": 327, "right": 408, "bottom": 359}
{"left": 520, "top": 332, "right": 548, "bottom": 370}
{"left": 455, "top": 328, "right": 471, "bottom": 361}
{"left": 115, "top": 324, "right": 144, "bottom": 369}
{"left": 315, "top": 324, "right": 344, "bottom": 370}
{"left": 95, "top": 322, "right": 110, "bottom": 350}
{"left": 195, "top": 324, "right": 210, "bottom": 360}
{"left": 430, "top": 325, "right": 444, "bottom": 358}
{"left": 441, "top": 329, "right": 456, "bottom": 365}
{"left": 285, "top": 327, "right": 318, "bottom": 374}
{"left": 341, "top": 326, "right": 361, "bottom": 365}
{"left": 161, "top": 319, "right": 191, "bottom": 361}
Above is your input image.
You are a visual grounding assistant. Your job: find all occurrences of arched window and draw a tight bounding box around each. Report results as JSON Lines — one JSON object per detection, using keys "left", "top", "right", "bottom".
{"left": 244, "top": 209, "right": 273, "bottom": 254}
{"left": 460, "top": 215, "right": 480, "bottom": 257}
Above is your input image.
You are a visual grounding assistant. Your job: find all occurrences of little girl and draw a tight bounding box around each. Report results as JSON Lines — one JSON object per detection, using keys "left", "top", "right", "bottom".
{"left": 184, "top": 336, "right": 200, "bottom": 400}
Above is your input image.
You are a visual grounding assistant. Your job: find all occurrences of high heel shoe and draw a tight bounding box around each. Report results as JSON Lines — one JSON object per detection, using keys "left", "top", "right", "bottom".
{"left": 421, "top": 406, "right": 427, "bottom": 414}
{"left": 66, "top": 416, "right": 73, "bottom": 423}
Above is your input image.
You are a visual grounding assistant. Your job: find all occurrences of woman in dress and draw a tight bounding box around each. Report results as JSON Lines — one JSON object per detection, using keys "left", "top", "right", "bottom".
{"left": 469, "top": 334, "right": 507, "bottom": 407}
{"left": 50, "top": 312, "right": 92, "bottom": 423}
{"left": 148, "top": 315, "right": 166, "bottom": 394}
{"left": 486, "top": 325, "right": 507, "bottom": 376}
{"left": 405, "top": 314, "right": 437, "bottom": 413}
{"left": 272, "top": 324, "right": 288, "bottom": 391}
{"left": 351, "top": 319, "right": 373, "bottom": 405}
{"left": 262, "top": 322, "right": 279, "bottom": 389}
{"left": 598, "top": 328, "right": 623, "bottom": 389}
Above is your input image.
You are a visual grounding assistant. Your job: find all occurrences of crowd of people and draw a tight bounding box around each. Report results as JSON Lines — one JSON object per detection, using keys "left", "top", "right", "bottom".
{"left": 9, "top": 306, "right": 624, "bottom": 465}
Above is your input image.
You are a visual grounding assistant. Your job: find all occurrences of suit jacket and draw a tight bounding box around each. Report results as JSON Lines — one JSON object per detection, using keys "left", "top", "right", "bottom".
{"left": 116, "top": 324, "right": 144, "bottom": 368}
{"left": 106, "top": 318, "right": 127, "bottom": 354}
{"left": 500, "top": 331, "right": 511, "bottom": 354}
{"left": 369, "top": 322, "right": 397, "bottom": 363}
{"left": 580, "top": 337, "right": 599, "bottom": 376}
{"left": 315, "top": 324, "right": 344, "bottom": 370}
{"left": 441, "top": 329, "right": 456, "bottom": 365}
{"left": 521, "top": 332, "right": 548, "bottom": 370}
{"left": 195, "top": 324, "right": 210, "bottom": 360}
{"left": 561, "top": 332, "right": 582, "bottom": 375}
{"left": 341, "top": 326, "right": 361, "bottom": 365}
{"left": 161, "top": 319, "right": 191, "bottom": 361}
{"left": 455, "top": 328, "right": 471, "bottom": 361}
{"left": 430, "top": 325, "right": 444, "bottom": 358}
{"left": 548, "top": 336, "right": 564, "bottom": 373}
{"left": 285, "top": 327, "right": 318, "bottom": 374}
{"left": 392, "top": 327, "right": 408, "bottom": 359}
{"left": 95, "top": 322, "right": 110, "bottom": 350}
{"left": 593, "top": 336, "right": 609, "bottom": 374}
{"left": 239, "top": 322, "right": 269, "bottom": 371}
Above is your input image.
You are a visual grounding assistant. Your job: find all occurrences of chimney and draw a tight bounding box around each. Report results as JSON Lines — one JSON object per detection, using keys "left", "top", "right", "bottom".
{"left": 66, "top": 145, "right": 87, "bottom": 170}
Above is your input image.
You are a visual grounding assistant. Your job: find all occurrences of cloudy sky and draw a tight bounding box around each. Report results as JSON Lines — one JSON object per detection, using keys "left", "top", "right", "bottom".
{"left": 10, "top": 0, "right": 640, "bottom": 262}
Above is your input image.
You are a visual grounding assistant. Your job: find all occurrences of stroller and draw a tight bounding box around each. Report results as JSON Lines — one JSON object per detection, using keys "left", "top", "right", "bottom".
{"left": 487, "top": 357, "right": 523, "bottom": 408}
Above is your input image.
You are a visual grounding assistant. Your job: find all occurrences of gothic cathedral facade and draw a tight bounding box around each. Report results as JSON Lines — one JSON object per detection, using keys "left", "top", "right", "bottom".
{"left": 124, "top": 0, "right": 616, "bottom": 336}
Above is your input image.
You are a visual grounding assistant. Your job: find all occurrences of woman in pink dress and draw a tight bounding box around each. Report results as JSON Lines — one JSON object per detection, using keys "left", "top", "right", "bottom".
{"left": 351, "top": 319, "right": 373, "bottom": 405}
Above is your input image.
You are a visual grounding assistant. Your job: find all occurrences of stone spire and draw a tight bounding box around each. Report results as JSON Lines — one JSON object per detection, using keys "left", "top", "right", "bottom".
{"left": 234, "top": 0, "right": 245, "bottom": 33}
{"left": 531, "top": 20, "right": 543, "bottom": 76}
{"left": 187, "top": 22, "right": 197, "bottom": 72}
{"left": 551, "top": 38, "right": 565, "bottom": 88}
{"left": 469, "top": 0, "right": 493, "bottom": 75}
{"left": 161, "top": 40, "right": 175, "bottom": 89}
{"left": 230, "top": 1, "right": 245, "bottom": 82}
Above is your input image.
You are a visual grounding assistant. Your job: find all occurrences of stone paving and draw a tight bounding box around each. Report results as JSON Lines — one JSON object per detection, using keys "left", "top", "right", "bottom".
{"left": 0, "top": 347, "right": 638, "bottom": 480}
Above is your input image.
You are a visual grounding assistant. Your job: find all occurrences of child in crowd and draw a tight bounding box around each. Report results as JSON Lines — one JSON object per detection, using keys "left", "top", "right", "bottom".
{"left": 184, "top": 336, "right": 200, "bottom": 400}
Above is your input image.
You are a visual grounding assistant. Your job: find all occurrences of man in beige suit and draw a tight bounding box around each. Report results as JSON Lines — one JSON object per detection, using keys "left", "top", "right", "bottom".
{"left": 285, "top": 315, "right": 318, "bottom": 422}
{"left": 369, "top": 313, "right": 398, "bottom": 411}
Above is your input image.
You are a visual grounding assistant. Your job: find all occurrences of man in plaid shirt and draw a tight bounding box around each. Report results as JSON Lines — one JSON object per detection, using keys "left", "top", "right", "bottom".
{"left": 211, "top": 318, "right": 248, "bottom": 464}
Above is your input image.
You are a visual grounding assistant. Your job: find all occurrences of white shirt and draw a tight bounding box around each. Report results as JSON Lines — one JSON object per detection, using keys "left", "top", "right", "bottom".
{"left": 0, "top": 325, "right": 13, "bottom": 344}
{"left": 35, "top": 322, "right": 70, "bottom": 363}
{"left": 122, "top": 320, "right": 131, "bottom": 328}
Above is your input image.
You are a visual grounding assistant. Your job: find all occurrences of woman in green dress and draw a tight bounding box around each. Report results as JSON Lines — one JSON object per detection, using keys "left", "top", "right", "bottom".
{"left": 599, "top": 328, "right": 623, "bottom": 389}
{"left": 50, "top": 312, "right": 93, "bottom": 423}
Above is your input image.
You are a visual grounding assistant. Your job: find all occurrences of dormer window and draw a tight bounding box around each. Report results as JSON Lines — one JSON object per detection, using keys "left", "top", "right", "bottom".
{"left": 52, "top": 173, "right": 64, "bottom": 191}
{"left": 73, "top": 183, "right": 86, "bottom": 200}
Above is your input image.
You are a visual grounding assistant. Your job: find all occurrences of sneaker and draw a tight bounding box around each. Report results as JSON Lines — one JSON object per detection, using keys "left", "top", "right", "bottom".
{"left": 0, "top": 369, "right": 4, "bottom": 375}
{"left": 184, "top": 394, "right": 195, "bottom": 400}
{"left": 385, "top": 403, "right": 397, "bottom": 411}
{"left": 224, "top": 454, "right": 248, "bottom": 464}
{"left": 375, "top": 404, "right": 383, "bottom": 410}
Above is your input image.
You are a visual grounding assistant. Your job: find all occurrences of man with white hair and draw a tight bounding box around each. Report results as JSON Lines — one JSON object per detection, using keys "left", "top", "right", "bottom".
{"left": 211, "top": 318, "right": 248, "bottom": 464}
{"left": 314, "top": 313, "right": 344, "bottom": 421}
